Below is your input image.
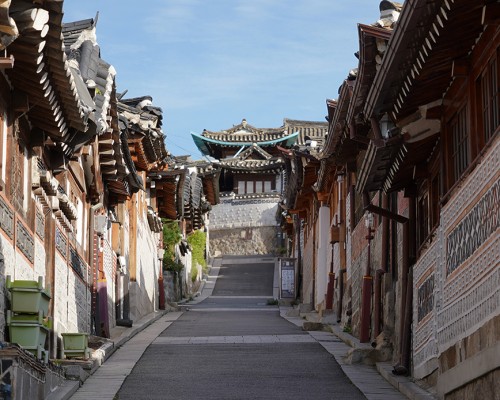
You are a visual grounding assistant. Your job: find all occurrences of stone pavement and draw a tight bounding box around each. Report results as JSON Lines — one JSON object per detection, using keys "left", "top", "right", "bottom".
{"left": 280, "top": 307, "right": 437, "bottom": 400}
{"left": 50, "top": 257, "right": 437, "bottom": 400}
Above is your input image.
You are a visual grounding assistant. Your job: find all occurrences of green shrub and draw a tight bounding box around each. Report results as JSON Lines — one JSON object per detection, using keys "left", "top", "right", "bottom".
{"left": 162, "top": 219, "right": 182, "bottom": 272}
{"left": 187, "top": 230, "right": 207, "bottom": 273}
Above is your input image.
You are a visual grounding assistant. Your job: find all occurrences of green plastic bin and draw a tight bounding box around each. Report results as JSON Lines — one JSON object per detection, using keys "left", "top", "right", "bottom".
{"left": 6, "top": 276, "right": 51, "bottom": 315}
{"left": 62, "top": 333, "right": 90, "bottom": 359}
{"left": 8, "top": 322, "right": 48, "bottom": 350}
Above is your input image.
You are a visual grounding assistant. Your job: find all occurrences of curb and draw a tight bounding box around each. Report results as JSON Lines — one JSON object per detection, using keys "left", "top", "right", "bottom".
{"left": 376, "top": 363, "right": 438, "bottom": 400}
{"left": 281, "top": 306, "right": 438, "bottom": 400}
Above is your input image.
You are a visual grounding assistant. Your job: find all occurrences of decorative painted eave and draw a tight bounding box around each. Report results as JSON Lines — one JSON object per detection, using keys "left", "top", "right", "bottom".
{"left": 219, "top": 158, "right": 284, "bottom": 172}
{"left": 235, "top": 143, "right": 274, "bottom": 161}
{"left": 191, "top": 131, "right": 299, "bottom": 156}
{"left": 6, "top": 1, "right": 90, "bottom": 140}
{"left": 365, "top": 0, "right": 492, "bottom": 121}
{"left": 203, "top": 118, "right": 285, "bottom": 139}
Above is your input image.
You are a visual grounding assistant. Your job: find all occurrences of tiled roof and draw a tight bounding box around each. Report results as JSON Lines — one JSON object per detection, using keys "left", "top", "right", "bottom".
{"left": 6, "top": 1, "right": 91, "bottom": 141}
{"left": 118, "top": 97, "right": 169, "bottom": 171}
{"left": 283, "top": 119, "right": 328, "bottom": 147}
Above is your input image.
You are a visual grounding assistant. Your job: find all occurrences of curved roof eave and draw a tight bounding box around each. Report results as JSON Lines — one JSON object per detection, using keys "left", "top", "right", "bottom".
{"left": 191, "top": 131, "right": 299, "bottom": 156}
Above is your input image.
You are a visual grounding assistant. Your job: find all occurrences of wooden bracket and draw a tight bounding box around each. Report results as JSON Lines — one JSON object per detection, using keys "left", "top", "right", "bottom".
{"left": 0, "top": 55, "right": 14, "bottom": 69}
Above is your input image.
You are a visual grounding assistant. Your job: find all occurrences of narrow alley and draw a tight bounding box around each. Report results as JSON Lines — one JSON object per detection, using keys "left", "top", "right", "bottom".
{"left": 68, "top": 256, "right": 407, "bottom": 400}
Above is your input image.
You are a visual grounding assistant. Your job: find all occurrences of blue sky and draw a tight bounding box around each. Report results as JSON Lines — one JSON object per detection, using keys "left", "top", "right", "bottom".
{"left": 62, "top": 1, "right": 381, "bottom": 159}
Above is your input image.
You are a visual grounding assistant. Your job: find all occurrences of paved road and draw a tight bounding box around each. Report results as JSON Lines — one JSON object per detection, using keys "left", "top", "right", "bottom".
{"left": 116, "top": 256, "right": 366, "bottom": 400}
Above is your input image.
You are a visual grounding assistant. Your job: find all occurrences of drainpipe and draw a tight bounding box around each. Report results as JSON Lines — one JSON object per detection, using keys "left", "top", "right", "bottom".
{"left": 373, "top": 193, "right": 389, "bottom": 339}
{"left": 312, "top": 220, "right": 316, "bottom": 308}
{"left": 325, "top": 242, "right": 334, "bottom": 310}
{"left": 89, "top": 202, "right": 103, "bottom": 335}
{"left": 373, "top": 268, "right": 385, "bottom": 343}
{"left": 296, "top": 217, "right": 303, "bottom": 302}
{"left": 337, "top": 269, "right": 346, "bottom": 323}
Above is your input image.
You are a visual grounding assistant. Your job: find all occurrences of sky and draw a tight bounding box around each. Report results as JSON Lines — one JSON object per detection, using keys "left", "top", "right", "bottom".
{"left": 62, "top": 1, "right": 381, "bottom": 159}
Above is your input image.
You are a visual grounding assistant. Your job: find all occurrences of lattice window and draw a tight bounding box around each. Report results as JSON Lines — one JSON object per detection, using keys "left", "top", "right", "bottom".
{"left": 35, "top": 210, "right": 45, "bottom": 240}
{"left": 450, "top": 106, "right": 470, "bottom": 184}
{"left": 417, "top": 192, "right": 429, "bottom": 248}
{"left": 0, "top": 196, "right": 14, "bottom": 238}
{"left": 479, "top": 50, "right": 499, "bottom": 142}
{"left": 55, "top": 227, "right": 68, "bottom": 257}
{"left": 16, "top": 221, "right": 34, "bottom": 262}
{"left": 10, "top": 121, "right": 25, "bottom": 215}
{"left": 70, "top": 246, "right": 87, "bottom": 282}
{"left": 417, "top": 274, "right": 434, "bottom": 322}
{"left": 417, "top": 149, "right": 440, "bottom": 250}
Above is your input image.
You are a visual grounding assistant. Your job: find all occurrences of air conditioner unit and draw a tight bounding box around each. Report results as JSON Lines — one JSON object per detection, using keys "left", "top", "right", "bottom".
{"left": 94, "top": 215, "right": 108, "bottom": 236}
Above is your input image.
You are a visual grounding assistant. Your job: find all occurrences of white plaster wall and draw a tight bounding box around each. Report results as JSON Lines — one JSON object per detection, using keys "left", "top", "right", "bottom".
{"left": 315, "top": 206, "right": 329, "bottom": 308}
{"left": 101, "top": 237, "right": 116, "bottom": 331}
{"left": 302, "top": 229, "right": 314, "bottom": 306}
{"left": 130, "top": 216, "right": 159, "bottom": 321}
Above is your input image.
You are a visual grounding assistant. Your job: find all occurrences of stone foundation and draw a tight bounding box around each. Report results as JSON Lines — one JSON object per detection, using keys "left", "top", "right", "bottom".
{"left": 210, "top": 226, "right": 280, "bottom": 256}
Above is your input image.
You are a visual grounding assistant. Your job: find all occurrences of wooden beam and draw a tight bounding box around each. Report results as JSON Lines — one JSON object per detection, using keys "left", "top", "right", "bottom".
{"left": 451, "top": 58, "right": 469, "bottom": 78}
{"left": 482, "top": 3, "right": 500, "bottom": 26}
{"left": 0, "top": 55, "right": 14, "bottom": 69}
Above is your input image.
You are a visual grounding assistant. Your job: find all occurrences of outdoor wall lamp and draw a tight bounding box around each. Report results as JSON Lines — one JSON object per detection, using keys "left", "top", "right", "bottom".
{"left": 364, "top": 211, "right": 374, "bottom": 229}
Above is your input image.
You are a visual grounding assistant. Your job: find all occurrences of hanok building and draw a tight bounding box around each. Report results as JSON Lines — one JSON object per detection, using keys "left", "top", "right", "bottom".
{"left": 282, "top": 1, "right": 499, "bottom": 398}
{"left": 191, "top": 118, "right": 327, "bottom": 256}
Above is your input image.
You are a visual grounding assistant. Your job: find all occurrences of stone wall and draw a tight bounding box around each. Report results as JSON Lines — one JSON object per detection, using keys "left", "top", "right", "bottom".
{"left": 209, "top": 194, "right": 281, "bottom": 257}
{"left": 210, "top": 195, "right": 280, "bottom": 230}
{"left": 438, "top": 315, "right": 500, "bottom": 399}
{"left": 210, "top": 226, "right": 280, "bottom": 256}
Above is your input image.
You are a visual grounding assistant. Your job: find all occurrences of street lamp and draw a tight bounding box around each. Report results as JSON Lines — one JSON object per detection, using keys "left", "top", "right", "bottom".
{"left": 360, "top": 211, "right": 375, "bottom": 343}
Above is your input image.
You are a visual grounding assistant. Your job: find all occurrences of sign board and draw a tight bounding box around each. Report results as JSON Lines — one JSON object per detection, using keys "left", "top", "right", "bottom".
{"left": 280, "top": 258, "right": 296, "bottom": 299}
